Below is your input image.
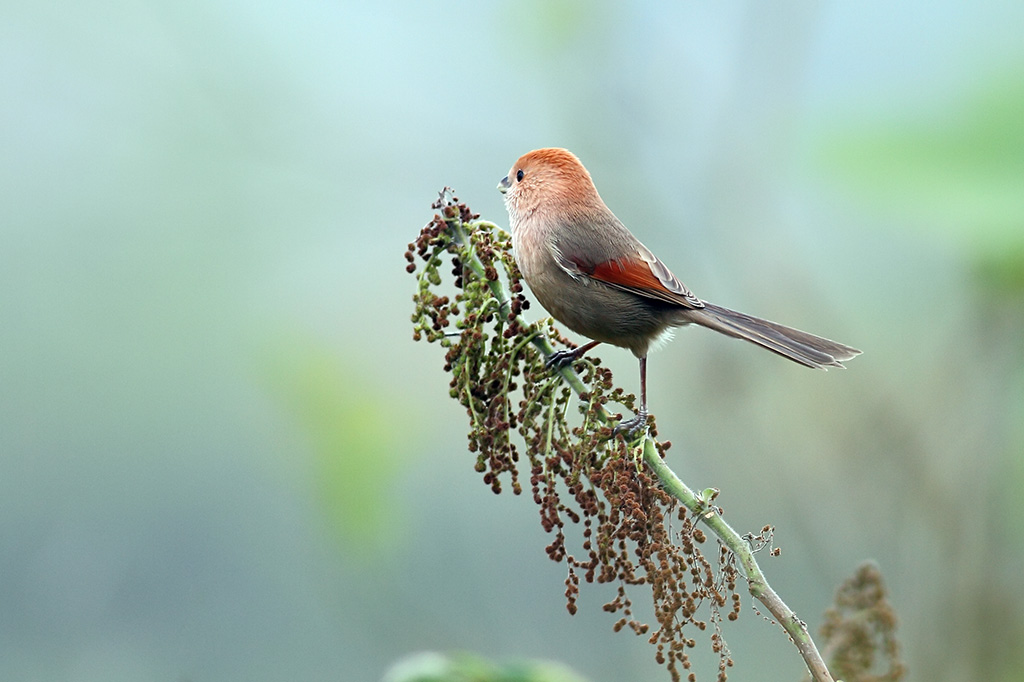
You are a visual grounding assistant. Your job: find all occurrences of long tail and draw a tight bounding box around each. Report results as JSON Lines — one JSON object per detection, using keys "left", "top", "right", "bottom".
{"left": 687, "top": 302, "right": 861, "bottom": 369}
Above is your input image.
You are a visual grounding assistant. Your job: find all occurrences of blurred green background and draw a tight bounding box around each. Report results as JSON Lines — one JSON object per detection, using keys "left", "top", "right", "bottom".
{"left": 3, "top": 1, "right": 1024, "bottom": 681}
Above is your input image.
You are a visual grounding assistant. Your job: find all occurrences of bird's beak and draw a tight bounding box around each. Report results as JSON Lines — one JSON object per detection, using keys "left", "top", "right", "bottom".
{"left": 497, "top": 175, "right": 510, "bottom": 194}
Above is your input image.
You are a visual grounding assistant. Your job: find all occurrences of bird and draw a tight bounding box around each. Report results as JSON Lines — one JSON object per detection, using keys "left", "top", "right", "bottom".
{"left": 497, "top": 147, "right": 860, "bottom": 435}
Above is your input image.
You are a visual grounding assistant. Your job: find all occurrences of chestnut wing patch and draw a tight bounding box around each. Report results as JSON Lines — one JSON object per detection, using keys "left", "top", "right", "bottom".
{"left": 566, "top": 250, "right": 704, "bottom": 309}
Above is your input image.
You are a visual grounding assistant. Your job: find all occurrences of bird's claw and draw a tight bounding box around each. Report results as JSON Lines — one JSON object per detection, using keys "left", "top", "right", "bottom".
{"left": 613, "top": 408, "right": 649, "bottom": 437}
{"left": 545, "top": 348, "right": 580, "bottom": 369}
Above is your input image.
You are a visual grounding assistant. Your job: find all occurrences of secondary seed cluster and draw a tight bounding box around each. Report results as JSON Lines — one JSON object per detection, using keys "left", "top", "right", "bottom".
{"left": 819, "top": 562, "right": 905, "bottom": 682}
{"left": 407, "top": 189, "right": 742, "bottom": 681}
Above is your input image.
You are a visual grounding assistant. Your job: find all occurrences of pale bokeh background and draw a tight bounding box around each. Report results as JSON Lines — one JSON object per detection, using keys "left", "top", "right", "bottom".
{"left": 3, "top": 1, "right": 1024, "bottom": 681}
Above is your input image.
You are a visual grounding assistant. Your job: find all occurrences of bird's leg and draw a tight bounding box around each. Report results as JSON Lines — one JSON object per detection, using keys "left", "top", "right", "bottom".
{"left": 546, "top": 340, "right": 601, "bottom": 369}
{"left": 614, "top": 356, "right": 649, "bottom": 436}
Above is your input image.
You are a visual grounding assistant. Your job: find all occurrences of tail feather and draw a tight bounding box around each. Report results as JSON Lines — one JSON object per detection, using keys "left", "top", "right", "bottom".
{"left": 687, "top": 302, "right": 861, "bottom": 369}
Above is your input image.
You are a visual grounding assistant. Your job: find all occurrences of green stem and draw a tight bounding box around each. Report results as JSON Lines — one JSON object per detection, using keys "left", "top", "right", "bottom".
{"left": 641, "top": 439, "right": 833, "bottom": 681}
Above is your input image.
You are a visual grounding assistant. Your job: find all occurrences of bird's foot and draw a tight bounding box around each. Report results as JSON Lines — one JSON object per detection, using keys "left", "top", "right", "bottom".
{"left": 545, "top": 348, "right": 582, "bottom": 369}
{"left": 546, "top": 340, "right": 601, "bottom": 370}
{"left": 613, "top": 407, "right": 649, "bottom": 438}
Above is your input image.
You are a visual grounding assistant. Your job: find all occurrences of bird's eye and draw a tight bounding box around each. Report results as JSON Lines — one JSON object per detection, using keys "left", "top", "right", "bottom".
{"left": 516, "top": 169, "right": 524, "bottom": 182}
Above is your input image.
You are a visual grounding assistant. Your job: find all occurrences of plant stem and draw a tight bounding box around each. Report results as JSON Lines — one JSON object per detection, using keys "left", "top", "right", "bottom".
{"left": 641, "top": 439, "right": 834, "bottom": 682}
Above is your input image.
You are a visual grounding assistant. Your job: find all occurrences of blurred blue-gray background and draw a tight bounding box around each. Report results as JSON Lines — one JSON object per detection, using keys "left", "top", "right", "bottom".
{"left": 3, "top": 1, "right": 1024, "bottom": 680}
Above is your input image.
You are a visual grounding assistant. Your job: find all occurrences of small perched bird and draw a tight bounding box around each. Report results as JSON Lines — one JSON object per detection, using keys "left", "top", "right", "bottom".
{"left": 498, "top": 147, "right": 860, "bottom": 435}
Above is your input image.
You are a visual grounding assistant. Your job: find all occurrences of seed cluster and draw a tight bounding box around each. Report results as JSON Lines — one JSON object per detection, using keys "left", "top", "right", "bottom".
{"left": 407, "top": 189, "right": 742, "bottom": 680}
{"left": 820, "top": 562, "right": 905, "bottom": 682}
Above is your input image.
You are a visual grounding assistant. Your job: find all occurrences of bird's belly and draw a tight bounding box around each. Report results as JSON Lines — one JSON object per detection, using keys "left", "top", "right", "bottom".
{"left": 512, "top": 222, "right": 677, "bottom": 357}
{"left": 528, "top": 269, "right": 673, "bottom": 358}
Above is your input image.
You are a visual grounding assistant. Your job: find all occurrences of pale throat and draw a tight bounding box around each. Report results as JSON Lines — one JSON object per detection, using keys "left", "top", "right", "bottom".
{"left": 507, "top": 196, "right": 548, "bottom": 277}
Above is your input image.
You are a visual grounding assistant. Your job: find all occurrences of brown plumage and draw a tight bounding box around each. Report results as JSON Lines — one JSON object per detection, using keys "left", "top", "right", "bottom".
{"left": 498, "top": 147, "right": 860, "bottom": 434}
